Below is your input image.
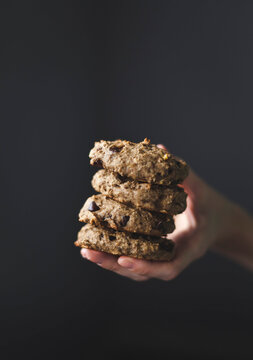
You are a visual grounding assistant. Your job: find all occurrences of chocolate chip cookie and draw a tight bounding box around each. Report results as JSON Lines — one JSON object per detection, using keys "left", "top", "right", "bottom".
{"left": 75, "top": 223, "right": 175, "bottom": 261}
{"left": 92, "top": 170, "right": 187, "bottom": 215}
{"left": 89, "top": 138, "right": 189, "bottom": 185}
{"left": 79, "top": 194, "right": 175, "bottom": 236}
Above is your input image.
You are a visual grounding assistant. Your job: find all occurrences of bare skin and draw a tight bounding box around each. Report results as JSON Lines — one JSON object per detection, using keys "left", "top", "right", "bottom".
{"left": 80, "top": 145, "right": 253, "bottom": 281}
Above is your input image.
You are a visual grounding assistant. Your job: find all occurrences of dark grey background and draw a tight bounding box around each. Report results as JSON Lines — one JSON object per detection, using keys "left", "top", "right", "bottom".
{"left": 1, "top": 1, "right": 253, "bottom": 359}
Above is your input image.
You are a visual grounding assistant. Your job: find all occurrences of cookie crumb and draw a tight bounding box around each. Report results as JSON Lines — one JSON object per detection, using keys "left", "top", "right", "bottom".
{"left": 143, "top": 138, "right": 151, "bottom": 145}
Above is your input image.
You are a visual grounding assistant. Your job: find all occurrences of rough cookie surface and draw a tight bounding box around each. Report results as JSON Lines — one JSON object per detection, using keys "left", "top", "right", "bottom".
{"left": 89, "top": 138, "right": 189, "bottom": 185}
{"left": 79, "top": 194, "right": 175, "bottom": 236}
{"left": 92, "top": 170, "right": 187, "bottom": 215}
{"left": 75, "top": 224, "right": 175, "bottom": 261}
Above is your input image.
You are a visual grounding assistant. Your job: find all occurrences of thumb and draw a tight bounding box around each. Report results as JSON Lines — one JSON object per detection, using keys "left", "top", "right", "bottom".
{"left": 182, "top": 169, "right": 204, "bottom": 203}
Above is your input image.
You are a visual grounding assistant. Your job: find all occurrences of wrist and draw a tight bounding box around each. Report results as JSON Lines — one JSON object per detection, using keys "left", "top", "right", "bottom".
{"left": 210, "top": 190, "right": 253, "bottom": 269}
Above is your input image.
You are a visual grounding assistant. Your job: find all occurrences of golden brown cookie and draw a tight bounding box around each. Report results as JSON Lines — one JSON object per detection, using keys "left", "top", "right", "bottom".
{"left": 89, "top": 138, "right": 189, "bottom": 185}
{"left": 91, "top": 170, "right": 187, "bottom": 215}
{"left": 79, "top": 194, "right": 175, "bottom": 236}
{"left": 75, "top": 224, "right": 175, "bottom": 261}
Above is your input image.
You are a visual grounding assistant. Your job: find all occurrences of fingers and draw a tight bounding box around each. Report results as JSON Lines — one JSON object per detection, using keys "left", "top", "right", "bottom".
{"left": 118, "top": 257, "right": 177, "bottom": 281}
{"left": 79, "top": 143, "right": 203, "bottom": 282}
{"left": 80, "top": 235, "right": 202, "bottom": 282}
{"left": 80, "top": 249, "right": 148, "bottom": 281}
{"left": 118, "top": 234, "right": 203, "bottom": 281}
{"left": 157, "top": 144, "right": 168, "bottom": 151}
{"left": 181, "top": 169, "right": 205, "bottom": 204}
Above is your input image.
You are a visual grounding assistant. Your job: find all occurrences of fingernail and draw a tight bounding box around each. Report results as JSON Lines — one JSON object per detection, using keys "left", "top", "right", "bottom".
{"left": 119, "top": 260, "right": 134, "bottom": 269}
{"left": 96, "top": 261, "right": 103, "bottom": 266}
{"left": 81, "top": 249, "right": 87, "bottom": 258}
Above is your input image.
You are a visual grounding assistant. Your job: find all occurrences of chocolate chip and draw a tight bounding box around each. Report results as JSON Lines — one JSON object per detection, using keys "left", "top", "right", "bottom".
{"left": 92, "top": 159, "right": 103, "bottom": 168}
{"left": 157, "top": 221, "right": 165, "bottom": 231}
{"left": 88, "top": 201, "right": 100, "bottom": 212}
{"left": 109, "top": 235, "right": 116, "bottom": 241}
{"left": 109, "top": 145, "right": 123, "bottom": 153}
{"left": 120, "top": 215, "right": 130, "bottom": 227}
{"left": 159, "top": 241, "right": 174, "bottom": 252}
{"left": 117, "top": 174, "right": 128, "bottom": 183}
{"left": 156, "top": 221, "right": 171, "bottom": 235}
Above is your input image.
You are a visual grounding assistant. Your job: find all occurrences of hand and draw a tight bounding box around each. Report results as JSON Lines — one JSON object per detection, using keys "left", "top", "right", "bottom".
{"left": 80, "top": 145, "right": 253, "bottom": 280}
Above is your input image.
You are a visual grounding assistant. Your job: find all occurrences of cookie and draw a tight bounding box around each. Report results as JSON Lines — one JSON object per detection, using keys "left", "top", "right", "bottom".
{"left": 79, "top": 194, "right": 175, "bottom": 236}
{"left": 91, "top": 170, "right": 187, "bottom": 215}
{"left": 89, "top": 138, "right": 189, "bottom": 185}
{"left": 75, "top": 224, "right": 175, "bottom": 261}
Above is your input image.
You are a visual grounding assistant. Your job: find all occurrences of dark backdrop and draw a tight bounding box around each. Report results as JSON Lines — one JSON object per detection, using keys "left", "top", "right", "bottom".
{"left": 1, "top": 1, "right": 253, "bottom": 359}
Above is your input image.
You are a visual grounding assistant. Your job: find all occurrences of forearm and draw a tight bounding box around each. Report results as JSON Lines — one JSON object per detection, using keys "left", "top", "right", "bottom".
{"left": 210, "top": 190, "right": 253, "bottom": 270}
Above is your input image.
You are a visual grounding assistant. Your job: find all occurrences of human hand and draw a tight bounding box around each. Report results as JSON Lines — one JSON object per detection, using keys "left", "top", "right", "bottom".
{"left": 80, "top": 145, "right": 252, "bottom": 280}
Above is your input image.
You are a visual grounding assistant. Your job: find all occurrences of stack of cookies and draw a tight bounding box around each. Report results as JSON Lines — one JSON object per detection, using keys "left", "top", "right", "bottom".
{"left": 75, "top": 138, "right": 189, "bottom": 261}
